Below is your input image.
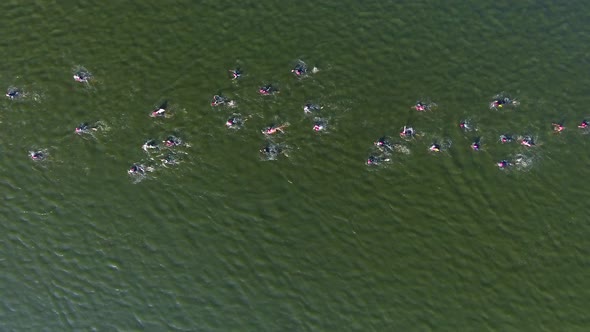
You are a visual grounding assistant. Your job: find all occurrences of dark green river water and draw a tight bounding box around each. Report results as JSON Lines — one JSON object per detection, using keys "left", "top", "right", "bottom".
{"left": 1, "top": 0, "right": 589, "bottom": 331}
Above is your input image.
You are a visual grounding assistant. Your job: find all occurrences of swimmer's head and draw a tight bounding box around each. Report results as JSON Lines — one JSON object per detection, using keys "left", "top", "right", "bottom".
{"left": 414, "top": 102, "right": 426, "bottom": 111}
{"left": 497, "top": 160, "right": 509, "bottom": 168}
{"left": 261, "top": 144, "right": 280, "bottom": 155}
{"left": 553, "top": 123, "right": 564, "bottom": 132}
{"left": 161, "top": 154, "right": 178, "bottom": 165}
{"left": 211, "top": 95, "right": 225, "bottom": 106}
{"left": 30, "top": 151, "right": 45, "bottom": 160}
{"left": 151, "top": 101, "right": 168, "bottom": 116}
{"left": 73, "top": 71, "right": 91, "bottom": 83}
{"left": 230, "top": 69, "right": 241, "bottom": 79}
{"left": 128, "top": 164, "right": 144, "bottom": 174}
{"left": 521, "top": 136, "right": 535, "bottom": 147}
{"left": 75, "top": 123, "right": 89, "bottom": 133}
{"left": 304, "top": 103, "right": 320, "bottom": 113}
{"left": 292, "top": 64, "right": 307, "bottom": 76}
{"left": 142, "top": 140, "right": 158, "bottom": 151}
{"left": 262, "top": 126, "right": 274, "bottom": 134}
{"left": 151, "top": 109, "right": 165, "bottom": 117}
{"left": 226, "top": 116, "right": 242, "bottom": 128}
{"left": 259, "top": 85, "right": 276, "bottom": 95}
{"left": 162, "top": 135, "right": 182, "bottom": 147}
{"left": 6, "top": 88, "right": 20, "bottom": 99}
{"left": 400, "top": 127, "right": 414, "bottom": 138}
{"left": 375, "top": 137, "right": 391, "bottom": 147}
{"left": 366, "top": 155, "right": 389, "bottom": 165}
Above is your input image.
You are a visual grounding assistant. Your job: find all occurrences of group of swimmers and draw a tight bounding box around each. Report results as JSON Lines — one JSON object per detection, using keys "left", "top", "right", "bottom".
{"left": 212, "top": 60, "right": 325, "bottom": 161}
{"left": 488, "top": 96, "right": 589, "bottom": 169}
{"left": 6, "top": 67, "right": 190, "bottom": 177}
{"left": 10, "top": 63, "right": 589, "bottom": 175}
{"left": 364, "top": 94, "right": 590, "bottom": 169}
{"left": 120, "top": 61, "right": 318, "bottom": 172}
{"left": 127, "top": 99, "right": 192, "bottom": 176}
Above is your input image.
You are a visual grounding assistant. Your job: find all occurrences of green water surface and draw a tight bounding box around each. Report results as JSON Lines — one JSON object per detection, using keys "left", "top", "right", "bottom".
{"left": 1, "top": 0, "right": 589, "bottom": 331}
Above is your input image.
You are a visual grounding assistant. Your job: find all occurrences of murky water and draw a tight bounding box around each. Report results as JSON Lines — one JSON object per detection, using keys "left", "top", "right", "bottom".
{"left": 1, "top": 0, "right": 589, "bottom": 330}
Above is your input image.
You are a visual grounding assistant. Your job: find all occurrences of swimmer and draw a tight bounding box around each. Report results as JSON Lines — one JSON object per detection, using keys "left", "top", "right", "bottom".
{"left": 471, "top": 140, "right": 480, "bottom": 151}
{"left": 497, "top": 160, "right": 510, "bottom": 169}
{"left": 150, "top": 100, "right": 168, "bottom": 118}
{"left": 459, "top": 120, "right": 472, "bottom": 131}
{"left": 260, "top": 143, "right": 284, "bottom": 160}
{"left": 291, "top": 61, "right": 307, "bottom": 76}
{"left": 304, "top": 103, "right": 322, "bottom": 114}
{"left": 520, "top": 136, "right": 535, "bottom": 147}
{"left": 399, "top": 126, "right": 415, "bottom": 138}
{"left": 73, "top": 69, "right": 91, "bottom": 83}
{"left": 211, "top": 95, "right": 228, "bottom": 107}
{"left": 262, "top": 123, "right": 289, "bottom": 135}
{"left": 490, "top": 97, "right": 517, "bottom": 109}
{"left": 29, "top": 151, "right": 46, "bottom": 161}
{"left": 142, "top": 139, "right": 159, "bottom": 152}
{"left": 128, "top": 164, "right": 145, "bottom": 175}
{"left": 261, "top": 144, "right": 280, "bottom": 155}
{"left": 229, "top": 68, "right": 241, "bottom": 80}
{"left": 5, "top": 87, "right": 21, "bottom": 99}
{"left": 313, "top": 118, "right": 327, "bottom": 132}
{"left": 259, "top": 84, "right": 278, "bottom": 95}
{"left": 412, "top": 101, "right": 427, "bottom": 112}
{"left": 226, "top": 114, "right": 245, "bottom": 129}
{"left": 163, "top": 135, "right": 183, "bottom": 147}
{"left": 552, "top": 123, "right": 565, "bottom": 133}
{"left": 429, "top": 143, "right": 441, "bottom": 152}
{"left": 366, "top": 155, "right": 390, "bottom": 166}
{"left": 499, "top": 134, "right": 513, "bottom": 143}
{"left": 578, "top": 120, "right": 589, "bottom": 129}
{"left": 75, "top": 122, "right": 99, "bottom": 134}
{"left": 75, "top": 123, "right": 90, "bottom": 134}
{"left": 374, "top": 137, "right": 394, "bottom": 152}
{"left": 161, "top": 153, "right": 179, "bottom": 166}
{"left": 261, "top": 144, "right": 280, "bottom": 154}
